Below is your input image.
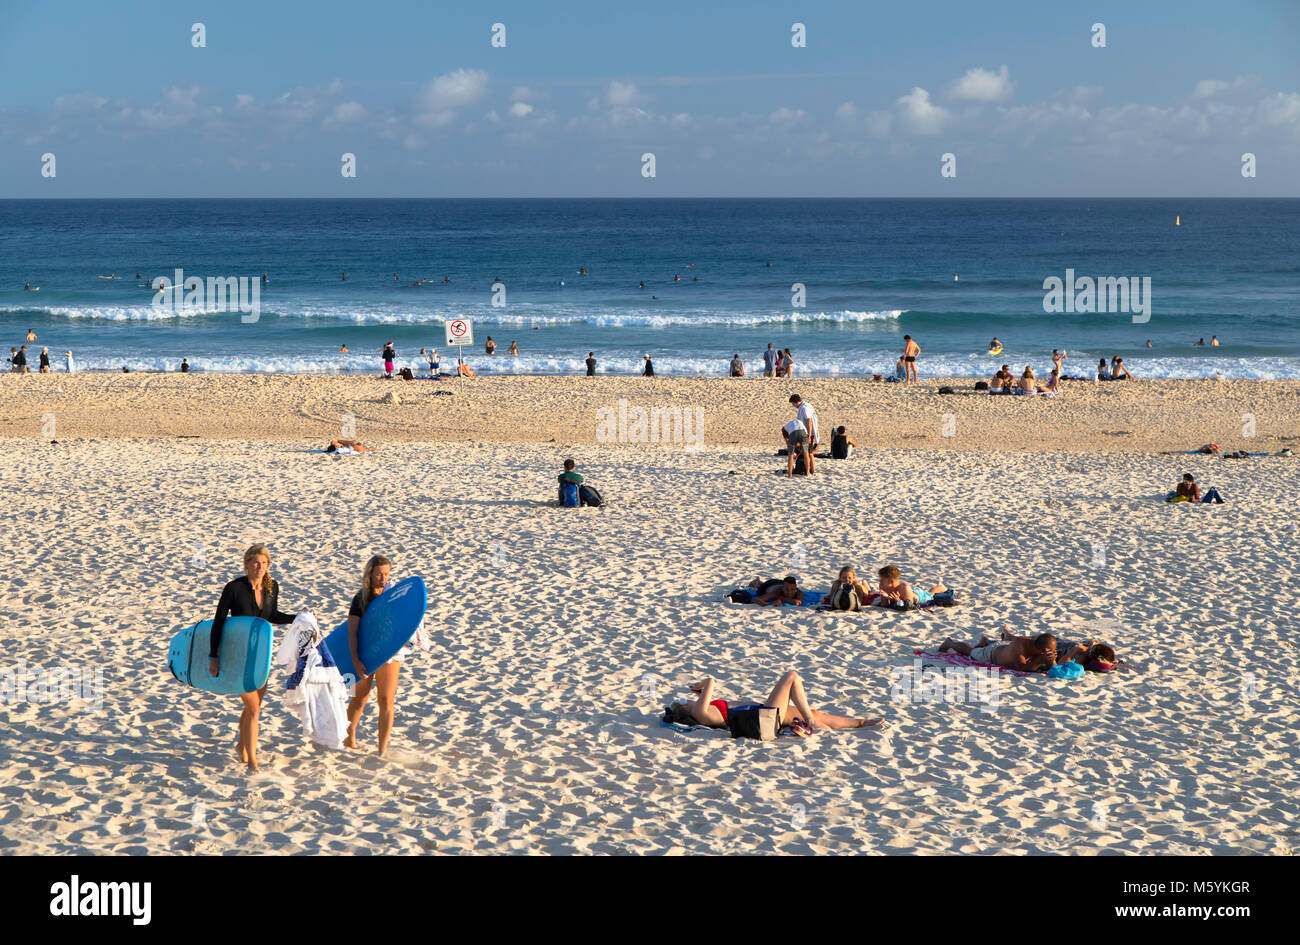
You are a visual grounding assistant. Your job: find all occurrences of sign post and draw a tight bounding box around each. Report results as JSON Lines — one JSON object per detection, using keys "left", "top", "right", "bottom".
{"left": 445, "top": 318, "right": 474, "bottom": 394}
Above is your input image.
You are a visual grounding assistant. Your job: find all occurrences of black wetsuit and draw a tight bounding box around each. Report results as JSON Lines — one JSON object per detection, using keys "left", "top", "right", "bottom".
{"left": 586, "top": 357, "right": 596, "bottom": 376}
{"left": 210, "top": 575, "right": 294, "bottom": 659}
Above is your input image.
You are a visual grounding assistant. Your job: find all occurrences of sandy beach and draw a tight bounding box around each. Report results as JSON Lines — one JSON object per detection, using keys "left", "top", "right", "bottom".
{"left": 2, "top": 375, "right": 1298, "bottom": 854}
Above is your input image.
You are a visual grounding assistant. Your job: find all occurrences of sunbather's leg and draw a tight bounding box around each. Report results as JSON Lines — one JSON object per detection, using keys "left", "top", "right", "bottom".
{"left": 764, "top": 671, "right": 819, "bottom": 728}
{"left": 939, "top": 637, "right": 976, "bottom": 656}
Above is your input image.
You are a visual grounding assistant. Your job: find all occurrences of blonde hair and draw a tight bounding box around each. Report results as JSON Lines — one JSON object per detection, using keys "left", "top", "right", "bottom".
{"left": 360, "top": 554, "right": 392, "bottom": 609}
{"left": 243, "top": 544, "right": 273, "bottom": 596}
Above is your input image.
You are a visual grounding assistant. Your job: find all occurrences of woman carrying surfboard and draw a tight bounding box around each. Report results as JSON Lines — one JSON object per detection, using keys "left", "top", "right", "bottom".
{"left": 344, "top": 555, "right": 427, "bottom": 755}
{"left": 210, "top": 545, "right": 296, "bottom": 770}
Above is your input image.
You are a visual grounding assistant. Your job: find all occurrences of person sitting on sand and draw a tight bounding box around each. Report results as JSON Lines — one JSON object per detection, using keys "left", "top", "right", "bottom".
{"left": 1044, "top": 368, "right": 1060, "bottom": 393}
{"left": 1112, "top": 357, "right": 1134, "bottom": 380}
{"left": 749, "top": 575, "right": 804, "bottom": 606}
{"left": 557, "top": 458, "right": 584, "bottom": 504}
{"left": 827, "top": 566, "right": 877, "bottom": 610}
{"left": 889, "top": 356, "right": 907, "bottom": 383}
{"left": 326, "top": 439, "right": 377, "bottom": 453}
{"left": 1096, "top": 358, "right": 1110, "bottom": 380}
{"left": 938, "top": 625, "right": 1057, "bottom": 671}
{"left": 457, "top": 358, "right": 475, "bottom": 377}
{"left": 663, "top": 671, "right": 883, "bottom": 735}
{"left": 990, "top": 364, "right": 1012, "bottom": 393}
{"left": 730, "top": 354, "right": 744, "bottom": 377}
{"left": 1167, "top": 472, "right": 1224, "bottom": 504}
{"left": 830, "top": 425, "right": 856, "bottom": 459}
{"left": 1016, "top": 366, "right": 1038, "bottom": 394}
{"left": 876, "top": 566, "right": 947, "bottom": 608}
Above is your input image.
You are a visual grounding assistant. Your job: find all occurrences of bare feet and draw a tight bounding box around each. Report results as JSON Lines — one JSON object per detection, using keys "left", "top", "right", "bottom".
{"left": 938, "top": 637, "right": 954, "bottom": 653}
{"left": 858, "top": 718, "right": 884, "bottom": 728}
{"left": 343, "top": 737, "right": 361, "bottom": 749}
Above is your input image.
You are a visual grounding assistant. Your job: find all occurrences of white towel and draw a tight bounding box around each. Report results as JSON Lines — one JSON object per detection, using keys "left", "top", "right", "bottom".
{"left": 276, "top": 611, "right": 350, "bottom": 749}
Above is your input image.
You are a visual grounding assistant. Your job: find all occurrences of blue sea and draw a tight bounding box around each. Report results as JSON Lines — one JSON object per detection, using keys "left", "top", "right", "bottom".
{"left": 2, "top": 198, "right": 1297, "bottom": 378}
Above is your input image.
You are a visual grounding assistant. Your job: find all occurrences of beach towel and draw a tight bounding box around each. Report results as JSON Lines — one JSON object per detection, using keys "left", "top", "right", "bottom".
{"left": 726, "top": 589, "right": 823, "bottom": 607}
{"left": 912, "top": 649, "right": 1040, "bottom": 677}
{"left": 276, "top": 612, "right": 350, "bottom": 749}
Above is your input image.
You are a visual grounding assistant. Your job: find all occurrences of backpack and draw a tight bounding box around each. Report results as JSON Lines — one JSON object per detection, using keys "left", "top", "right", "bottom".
{"left": 560, "top": 482, "right": 580, "bottom": 507}
{"left": 974, "top": 381, "right": 989, "bottom": 391}
{"left": 727, "top": 589, "right": 753, "bottom": 604}
{"left": 727, "top": 705, "right": 780, "bottom": 741}
{"left": 578, "top": 484, "right": 602, "bottom": 507}
{"left": 793, "top": 453, "right": 808, "bottom": 475}
{"left": 832, "top": 584, "right": 863, "bottom": 611}
{"left": 398, "top": 367, "right": 414, "bottom": 381}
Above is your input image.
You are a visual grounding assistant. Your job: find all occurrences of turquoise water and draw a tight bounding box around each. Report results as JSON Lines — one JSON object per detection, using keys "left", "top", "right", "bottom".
{"left": 2, "top": 198, "right": 1297, "bottom": 377}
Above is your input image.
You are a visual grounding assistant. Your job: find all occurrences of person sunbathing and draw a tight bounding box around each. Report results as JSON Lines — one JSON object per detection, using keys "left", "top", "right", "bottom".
{"left": 1168, "top": 472, "right": 1224, "bottom": 503}
{"left": 827, "top": 566, "right": 876, "bottom": 610}
{"left": 326, "top": 439, "right": 376, "bottom": 453}
{"left": 1016, "top": 367, "right": 1038, "bottom": 394}
{"left": 875, "top": 566, "right": 947, "bottom": 608}
{"left": 663, "top": 671, "right": 883, "bottom": 734}
{"left": 748, "top": 575, "right": 804, "bottom": 606}
{"left": 1055, "top": 638, "right": 1118, "bottom": 669}
{"left": 938, "top": 625, "right": 1057, "bottom": 671}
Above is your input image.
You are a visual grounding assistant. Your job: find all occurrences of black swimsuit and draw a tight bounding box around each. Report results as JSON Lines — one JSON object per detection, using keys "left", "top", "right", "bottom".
{"left": 210, "top": 576, "right": 294, "bottom": 659}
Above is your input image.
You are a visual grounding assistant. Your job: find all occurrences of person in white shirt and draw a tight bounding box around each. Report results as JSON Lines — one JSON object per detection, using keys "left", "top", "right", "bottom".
{"left": 64, "top": 350, "right": 75, "bottom": 373}
{"left": 790, "top": 394, "right": 819, "bottom": 447}
{"left": 781, "top": 418, "right": 812, "bottom": 477}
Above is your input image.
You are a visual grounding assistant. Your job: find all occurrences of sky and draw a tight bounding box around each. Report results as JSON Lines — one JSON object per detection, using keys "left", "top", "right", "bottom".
{"left": 1, "top": 0, "right": 1298, "bottom": 197}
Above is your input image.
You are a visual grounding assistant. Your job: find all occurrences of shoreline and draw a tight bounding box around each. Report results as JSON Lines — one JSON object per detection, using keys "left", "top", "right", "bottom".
{"left": 3, "top": 373, "right": 1298, "bottom": 453}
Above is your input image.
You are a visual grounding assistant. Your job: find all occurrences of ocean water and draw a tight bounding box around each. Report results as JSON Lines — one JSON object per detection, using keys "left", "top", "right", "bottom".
{"left": 1, "top": 198, "right": 1297, "bottom": 378}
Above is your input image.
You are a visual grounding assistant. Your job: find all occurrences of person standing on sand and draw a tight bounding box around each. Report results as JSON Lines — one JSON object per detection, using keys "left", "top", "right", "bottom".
{"left": 585, "top": 352, "right": 597, "bottom": 376}
{"left": 381, "top": 342, "right": 396, "bottom": 379}
{"left": 65, "top": 350, "right": 75, "bottom": 373}
{"left": 209, "top": 545, "right": 297, "bottom": 770}
{"left": 790, "top": 393, "right": 819, "bottom": 448}
{"left": 902, "top": 335, "right": 920, "bottom": 381}
{"left": 15, "top": 346, "right": 29, "bottom": 373}
{"left": 643, "top": 354, "right": 655, "bottom": 377}
{"left": 1052, "top": 349, "right": 1066, "bottom": 375}
{"left": 344, "top": 555, "right": 427, "bottom": 756}
{"left": 763, "top": 343, "right": 778, "bottom": 377}
{"left": 39, "top": 347, "right": 50, "bottom": 373}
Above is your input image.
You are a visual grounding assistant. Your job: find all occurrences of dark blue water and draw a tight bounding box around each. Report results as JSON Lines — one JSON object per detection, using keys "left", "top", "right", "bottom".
{"left": 1, "top": 198, "right": 1297, "bottom": 377}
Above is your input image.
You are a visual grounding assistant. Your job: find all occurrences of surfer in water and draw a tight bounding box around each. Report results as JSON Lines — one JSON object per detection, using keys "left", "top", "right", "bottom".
{"left": 210, "top": 545, "right": 297, "bottom": 770}
{"left": 344, "top": 555, "right": 427, "bottom": 755}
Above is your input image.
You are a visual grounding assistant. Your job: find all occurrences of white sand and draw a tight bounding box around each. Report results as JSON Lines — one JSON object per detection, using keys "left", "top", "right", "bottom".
{"left": 2, "top": 436, "right": 1297, "bottom": 854}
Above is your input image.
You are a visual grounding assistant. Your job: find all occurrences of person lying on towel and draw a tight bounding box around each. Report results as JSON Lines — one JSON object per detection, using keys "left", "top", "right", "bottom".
{"left": 875, "top": 565, "right": 949, "bottom": 608}
{"left": 938, "top": 625, "right": 1057, "bottom": 671}
{"left": 747, "top": 574, "right": 804, "bottom": 606}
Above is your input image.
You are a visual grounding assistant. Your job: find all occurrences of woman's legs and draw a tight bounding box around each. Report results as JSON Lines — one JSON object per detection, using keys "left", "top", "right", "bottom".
{"left": 763, "top": 671, "right": 818, "bottom": 729}
{"left": 345, "top": 673, "right": 375, "bottom": 748}
{"left": 237, "top": 684, "right": 267, "bottom": 769}
{"left": 374, "top": 660, "right": 401, "bottom": 755}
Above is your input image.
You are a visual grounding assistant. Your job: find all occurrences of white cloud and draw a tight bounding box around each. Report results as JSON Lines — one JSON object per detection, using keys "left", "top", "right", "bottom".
{"left": 417, "top": 68, "right": 489, "bottom": 112}
{"left": 835, "top": 102, "right": 857, "bottom": 119}
{"left": 607, "top": 81, "right": 648, "bottom": 107}
{"left": 509, "top": 102, "right": 533, "bottom": 118}
{"left": 897, "top": 87, "right": 948, "bottom": 134}
{"left": 951, "top": 65, "right": 1015, "bottom": 102}
{"left": 1193, "top": 79, "right": 1230, "bottom": 99}
{"left": 325, "top": 102, "right": 367, "bottom": 126}
{"left": 769, "top": 107, "right": 807, "bottom": 123}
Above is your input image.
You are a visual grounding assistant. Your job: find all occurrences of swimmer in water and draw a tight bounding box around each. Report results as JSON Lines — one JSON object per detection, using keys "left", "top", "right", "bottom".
{"left": 342, "top": 273, "right": 348, "bottom": 281}
{"left": 23, "top": 283, "right": 31, "bottom": 291}
{"left": 638, "top": 281, "right": 645, "bottom": 289}
{"left": 340, "top": 344, "right": 349, "bottom": 353}
{"left": 674, "top": 274, "right": 680, "bottom": 282}
{"left": 98, "top": 273, "right": 116, "bottom": 279}
{"left": 442, "top": 276, "right": 451, "bottom": 284}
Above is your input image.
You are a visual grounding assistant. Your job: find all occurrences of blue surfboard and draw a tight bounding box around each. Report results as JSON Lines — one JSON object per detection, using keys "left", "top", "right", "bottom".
{"left": 324, "top": 576, "right": 428, "bottom": 681}
{"left": 168, "top": 616, "right": 274, "bottom": 695}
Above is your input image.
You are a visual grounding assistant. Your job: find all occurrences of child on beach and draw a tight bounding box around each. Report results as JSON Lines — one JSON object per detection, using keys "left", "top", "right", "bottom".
{"left": 827, "top": 566, "right": 877, "bottom": 610}
{"left": 938, "top": 625, "right": 1057, "bottom": 671}
{"left": 663, "top": 671, "right": 883, "bottom": 735}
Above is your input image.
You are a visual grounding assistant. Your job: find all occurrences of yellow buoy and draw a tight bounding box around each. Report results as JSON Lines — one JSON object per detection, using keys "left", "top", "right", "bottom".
{"left": 1176, "top": 215, "right": 1180, "bottom": 226}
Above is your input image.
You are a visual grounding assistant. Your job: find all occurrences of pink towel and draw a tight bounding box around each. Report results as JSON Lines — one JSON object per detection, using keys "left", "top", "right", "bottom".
{"left": 912, "top": 649, "right": 1040, "bottom": 677}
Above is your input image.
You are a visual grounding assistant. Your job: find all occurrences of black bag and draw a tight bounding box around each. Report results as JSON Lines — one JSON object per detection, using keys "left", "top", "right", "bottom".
{"left": 793, "top": 453, "right": 808, "bottom": 475}
{"left": 832, "top": 585, "right": 863, "bottom": 611}
{"left": 398, "top": 367, "right": 414, "bottom": 380}
{"left": 932, "top": 590, "right": 957, "bottom": 607}
{"left": 938, "top": 385, "right": 955, "bottom": 394}
{"left": 727, "top": 589, "right": 753, "bottom": 604}
{"left": 578, "top": 484, "right": 603, "bottom": 507}
{"left": 727, "top": 705, "right": 780, "bottom": 741}
{"left": 974, "top": 381, "right": 989, "bottom": 391}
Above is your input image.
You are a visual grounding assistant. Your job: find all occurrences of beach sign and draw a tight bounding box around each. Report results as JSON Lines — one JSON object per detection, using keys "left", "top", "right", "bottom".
{"left": 445, "top": 318, "right": 474, "bottom": 348}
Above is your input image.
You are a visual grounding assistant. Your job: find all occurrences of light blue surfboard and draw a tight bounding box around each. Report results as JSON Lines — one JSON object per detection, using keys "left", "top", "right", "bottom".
{"left": 168, "top": 616, "right": 274, "bottom": 695}
{"left": 324, "top": 576, "right": 428, "bottom": 681}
